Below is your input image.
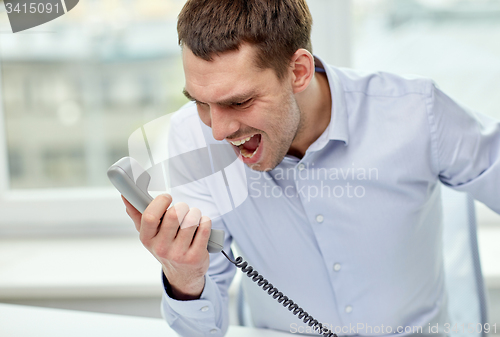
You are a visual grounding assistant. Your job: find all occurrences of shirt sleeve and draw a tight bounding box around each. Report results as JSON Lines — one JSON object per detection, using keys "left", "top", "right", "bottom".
{"left": 158, "top": 107, "right": 237, "bottom": 336}
{"left": 426, "top": 83, "right": 500, "bottom": 213}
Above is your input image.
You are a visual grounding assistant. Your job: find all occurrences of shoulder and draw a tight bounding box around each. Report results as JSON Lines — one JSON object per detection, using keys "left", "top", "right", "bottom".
{"left": 327, "top": 65, "right": 435, "bottom": 98}
{"left": 166, "top": 102, "right": 202, "bottom": 148}
{"left": 170, "top": 101, "right": 200, "bottom": 126}
{"left": 168, "top": 101, "right": 218, "bottom": 151}
{"left": 169, "top": 101, "right": 208, "bottom": 140}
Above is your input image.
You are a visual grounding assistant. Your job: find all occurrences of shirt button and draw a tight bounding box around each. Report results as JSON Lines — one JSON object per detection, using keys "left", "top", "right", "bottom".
{"left": 200, "top": 306, "right": 209, "bottom": 312}
{"left": 333, "top": 263, "right": 341, "bottom": 272}
{"left": 298, "top": 163, "right": 305, "bottom": 171}
{"left": 210, "top": 329, "right": 218, "bottom": 334}
{"left": 316, "top": 214, "right": 324, "bottom": 223}
{"left": 345, "top": 305, "right": 353, "bottom": 313}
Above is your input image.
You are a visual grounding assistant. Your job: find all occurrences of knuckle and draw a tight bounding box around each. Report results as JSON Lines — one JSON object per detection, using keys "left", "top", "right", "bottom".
{"left": 165, "top": 208, "right": 180, "bottom": 224}
{"left": 154, "top": 244, "right": 170, "bottom": 259}
{"left": 185, "top": 253, "right": 202, "bottom": 266}
{"left": 184, "top": 255, "right": 196, "bottom": 266}
{"left": 199, "top": 225, "right": 211, "bottom": 238}
{"left": 169, "top": 250, "right": 186, "bottom": 263}
{"left": 141, "top": 213, "right": 158, "bottom": 226}
{"left": 157, "top": 194, "right": 172, "bottom": 204}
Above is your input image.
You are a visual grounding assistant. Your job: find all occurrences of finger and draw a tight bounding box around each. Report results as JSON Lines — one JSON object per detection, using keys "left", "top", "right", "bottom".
{"left": 140, "top": 194, "right": 173, "bottom": 242}
{"left": 156, "top": 202, "right": 190, "bottom": 243}
{"left": 190, "top": 215, "right": 212, "bottom": 253}
{"left": 122, "top": 195, "right": 142, "bottom": 231}
{"left": 174, "top": 208, "right": 202, "bottom": 252}
{"left": 180, "top": 207, "right": 202, "bottom": 229}
{"left": 172, "top": 202, "right": 190, "bottom": 226}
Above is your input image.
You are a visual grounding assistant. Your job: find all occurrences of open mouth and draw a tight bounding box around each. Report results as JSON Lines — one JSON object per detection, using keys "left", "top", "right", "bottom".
{"left": 229, "top": 134, "right": 262, "bottom": 159}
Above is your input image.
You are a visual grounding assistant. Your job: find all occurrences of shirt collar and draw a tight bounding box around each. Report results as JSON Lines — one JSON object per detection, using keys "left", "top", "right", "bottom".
{"left": 306, "top": 55, "right": 349, "bottom": 153}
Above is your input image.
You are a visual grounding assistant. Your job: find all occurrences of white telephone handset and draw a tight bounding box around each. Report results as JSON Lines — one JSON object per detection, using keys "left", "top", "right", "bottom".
{"left": 107, "top": 156, "right": 224, "bottom": 253}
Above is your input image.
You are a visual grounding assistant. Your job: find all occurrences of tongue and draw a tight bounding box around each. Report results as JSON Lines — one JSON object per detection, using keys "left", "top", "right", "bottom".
{"left": 241, "top": 134, "right": 261, "bottom": 152}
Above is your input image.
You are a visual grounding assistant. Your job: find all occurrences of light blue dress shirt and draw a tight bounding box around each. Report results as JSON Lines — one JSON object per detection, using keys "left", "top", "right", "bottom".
{"left": 159, "top": 56, "right": 500, "bottom": 337}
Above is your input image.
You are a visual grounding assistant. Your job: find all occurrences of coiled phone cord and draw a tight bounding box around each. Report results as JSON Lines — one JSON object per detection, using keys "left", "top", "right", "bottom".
{"left": 221, "top": 250, "right": 338, "bottom": 337}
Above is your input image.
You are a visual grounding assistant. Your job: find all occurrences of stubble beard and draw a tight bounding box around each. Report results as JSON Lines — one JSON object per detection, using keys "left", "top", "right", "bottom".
{"left": 250, "top": 93, "right": 302, "bottom": 172}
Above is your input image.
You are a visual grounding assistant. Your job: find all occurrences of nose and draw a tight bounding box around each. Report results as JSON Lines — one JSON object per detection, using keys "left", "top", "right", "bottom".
{"left": 210, "top": 105, "right": 240, "bottom": 141}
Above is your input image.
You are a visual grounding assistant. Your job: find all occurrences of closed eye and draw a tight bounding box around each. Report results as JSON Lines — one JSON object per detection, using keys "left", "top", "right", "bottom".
{"left": 194, "top": 100, "right": 208, "bottom": 107}
{"left": 233, "top": 99, "right": 252, "bottom": 107}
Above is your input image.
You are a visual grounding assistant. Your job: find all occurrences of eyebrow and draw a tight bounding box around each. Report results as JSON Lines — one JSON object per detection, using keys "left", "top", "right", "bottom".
{"left": 183, "top": 88, "right": 256, "bottom": 106}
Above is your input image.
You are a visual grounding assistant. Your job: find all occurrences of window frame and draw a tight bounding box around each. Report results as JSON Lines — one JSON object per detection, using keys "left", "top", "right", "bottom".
{"left": 309, "top": 0, "right": 352, "bottom": 67}
{"left": 0, "top": 60, "right": 131, "bottom": 235}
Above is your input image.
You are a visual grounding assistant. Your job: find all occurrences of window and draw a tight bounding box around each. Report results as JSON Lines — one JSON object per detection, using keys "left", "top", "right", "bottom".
{"left": 352, "top": 0, "right": 500, "bottom": 226}
{"left": 0, "top": 0, "right": 188, "bottom": 233}
{"left": 352, "top": 0, "right": 500, "bottom": 120}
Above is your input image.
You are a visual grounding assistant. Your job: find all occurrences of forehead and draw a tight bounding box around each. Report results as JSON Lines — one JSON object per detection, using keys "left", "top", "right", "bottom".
{"left": 182, "top": 44, "right": 275, "bottom": 102}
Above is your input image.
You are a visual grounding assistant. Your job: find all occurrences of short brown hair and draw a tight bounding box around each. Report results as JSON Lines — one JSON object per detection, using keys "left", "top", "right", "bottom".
{"left": 177, "top": 0, "right": 313, "bottom": 80}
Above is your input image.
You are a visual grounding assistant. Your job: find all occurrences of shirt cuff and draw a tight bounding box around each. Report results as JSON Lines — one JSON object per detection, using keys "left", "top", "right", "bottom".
{"left": 161, "top": 270, "right": 219, "bottom": 320}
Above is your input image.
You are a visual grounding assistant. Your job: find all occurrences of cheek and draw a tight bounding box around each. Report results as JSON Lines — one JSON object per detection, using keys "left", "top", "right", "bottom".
{"left": 245, "top": 103, "right": 275, "bottom": 130}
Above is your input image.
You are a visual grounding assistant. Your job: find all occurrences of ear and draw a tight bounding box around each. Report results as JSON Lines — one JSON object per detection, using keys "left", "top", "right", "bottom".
{"left": 289, "top": 49, "right": 315, "bottom": 94}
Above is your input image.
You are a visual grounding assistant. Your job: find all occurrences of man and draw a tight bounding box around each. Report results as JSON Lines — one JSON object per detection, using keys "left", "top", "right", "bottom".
{"left": 123, "top": 0, "right": 500, "bottom": 336}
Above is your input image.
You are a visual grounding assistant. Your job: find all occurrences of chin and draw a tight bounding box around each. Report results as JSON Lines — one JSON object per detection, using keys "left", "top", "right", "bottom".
{"left": 240, "top": 140, "right": 288, "bottom": 172}
{"left": 246, "top": 158, "right": 281, "bottom": 172}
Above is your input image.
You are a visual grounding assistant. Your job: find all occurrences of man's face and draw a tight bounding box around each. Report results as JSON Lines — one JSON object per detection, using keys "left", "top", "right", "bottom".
{"left": 182, "top": 44, "right": 302, "bottom": 171}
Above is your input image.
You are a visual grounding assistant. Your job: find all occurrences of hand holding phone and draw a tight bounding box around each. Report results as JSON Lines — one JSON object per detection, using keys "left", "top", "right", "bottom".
{"left": 107, "top": 157, "right": 224, "bottom": 299}
{"left": 107, "top": 158, "right": 339, "bottom": 335}
{"left": 107, "top": 157, "right": 224, "bottom": 253}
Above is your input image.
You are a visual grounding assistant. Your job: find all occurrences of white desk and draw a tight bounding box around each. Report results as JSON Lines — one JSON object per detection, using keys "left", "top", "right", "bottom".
{"left": 0, "top": 303, "right": 292, "bottom": 337}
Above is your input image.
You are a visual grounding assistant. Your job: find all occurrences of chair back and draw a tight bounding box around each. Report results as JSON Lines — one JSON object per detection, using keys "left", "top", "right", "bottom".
{"left": 441, "top": 184, "right": 488, "bottom": 337}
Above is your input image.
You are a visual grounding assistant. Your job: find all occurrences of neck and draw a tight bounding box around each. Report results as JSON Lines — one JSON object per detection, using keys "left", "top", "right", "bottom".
{"left": 288, "top": 71, "right": 332, "bottom": 158}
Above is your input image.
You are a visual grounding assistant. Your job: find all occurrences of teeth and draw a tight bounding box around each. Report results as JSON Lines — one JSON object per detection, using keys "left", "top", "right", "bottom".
{"left": 230, "top": 135, "right": 253, "bottom": 146}
{"left": 240, "top": 147, "right": 258, "bottom": 158}
{"left": 228, "top": 134, "right": 260, "bottom": 159}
